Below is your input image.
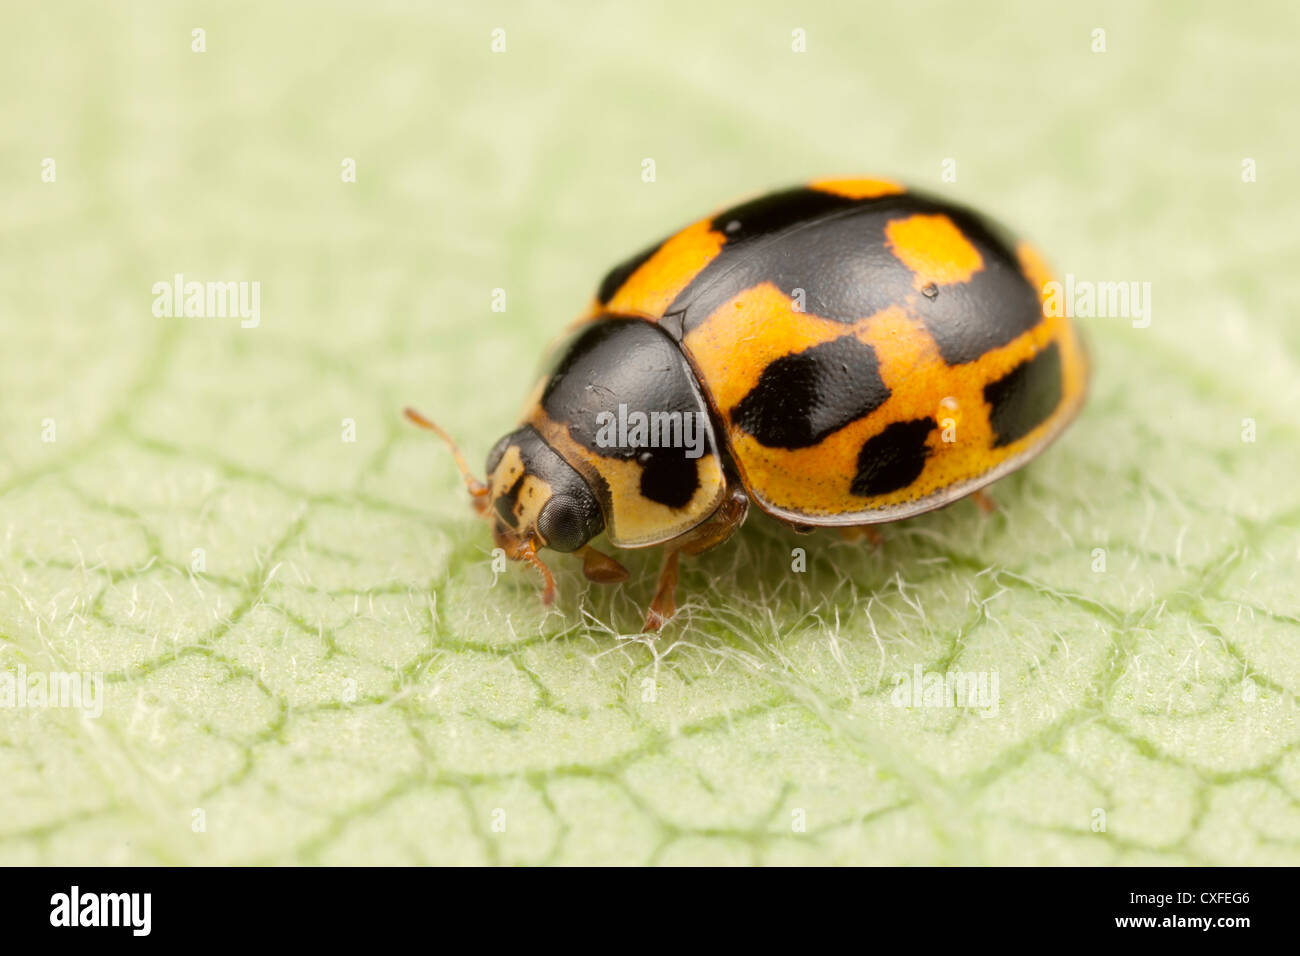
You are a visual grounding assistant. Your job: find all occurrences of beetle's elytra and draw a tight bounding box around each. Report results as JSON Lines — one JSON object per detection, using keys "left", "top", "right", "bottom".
{"left": 408, "top": 177, "right": 1089, "bottom": 632}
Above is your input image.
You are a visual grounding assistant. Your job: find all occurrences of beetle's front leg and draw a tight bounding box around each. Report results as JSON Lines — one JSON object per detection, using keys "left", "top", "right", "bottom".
{"left": 839, "top": 525, "right": 884, "bottom": 547}
{"left": 643, "top": 487, "right": 749, "bottom": 633}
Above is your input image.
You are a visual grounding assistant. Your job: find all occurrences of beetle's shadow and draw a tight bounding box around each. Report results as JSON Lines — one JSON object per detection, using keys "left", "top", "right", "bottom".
{"left": 556, "top": 473, "right": 1030, "bottom": 647}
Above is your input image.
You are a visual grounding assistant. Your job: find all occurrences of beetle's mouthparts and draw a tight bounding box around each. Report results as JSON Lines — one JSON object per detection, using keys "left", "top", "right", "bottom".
{"left": 490, "top": 524, "right": 556, "bottom": 606}
{"left": 403, "top": 406, "right": 489, "bottom": 513}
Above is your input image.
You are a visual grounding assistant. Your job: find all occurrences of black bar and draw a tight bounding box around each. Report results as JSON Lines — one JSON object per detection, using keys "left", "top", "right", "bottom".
{"left": 0, "top": 866, "right": 1280, "bottom": 942}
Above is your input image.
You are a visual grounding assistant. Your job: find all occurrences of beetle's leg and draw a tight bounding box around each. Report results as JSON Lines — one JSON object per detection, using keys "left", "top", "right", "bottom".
{"left": 579, "top": 545, "right": 629, "bottom": 584}
{"left": 522, "top": 548, "right": 556, "bottom": 606}
{"left": 972, "top": 489, "right": 998, "bottom": 514}
{"left": 644, "top": 549, "right": 682, "bottom": 634}
{"left": 643, "top": 488, "right": 749, "bottom": 633}
{"left": 495, "top": 529, "right": 557, "bottom": 606}
{"left": 839, "top": 525, "right": 883, "bottom": 547}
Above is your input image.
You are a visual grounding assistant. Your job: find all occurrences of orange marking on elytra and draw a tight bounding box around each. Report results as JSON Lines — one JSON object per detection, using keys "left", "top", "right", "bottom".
{"left": 809, "top": 177, "right": 906, "bottom": 200}
{"left": 605, "top": 220, "right": 725, "bottom": 317}
{"left": 885, "top": 214, "right": 984, "bottom": 289}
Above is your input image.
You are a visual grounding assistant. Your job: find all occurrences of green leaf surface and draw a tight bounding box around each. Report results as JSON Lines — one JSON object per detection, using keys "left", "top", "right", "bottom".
{"left": 2, "top": 1, "right": 1298, "bottom": 865}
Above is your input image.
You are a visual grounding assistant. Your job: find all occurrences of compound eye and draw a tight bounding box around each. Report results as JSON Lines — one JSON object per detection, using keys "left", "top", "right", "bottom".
{"left": 536, "top": 496, "right": 590, "bottom": 553}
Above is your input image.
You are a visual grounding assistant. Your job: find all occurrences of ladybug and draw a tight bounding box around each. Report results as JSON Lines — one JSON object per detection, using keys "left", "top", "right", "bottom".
{"left": 408, "top": 177, "right": 1088, "bottom": 632}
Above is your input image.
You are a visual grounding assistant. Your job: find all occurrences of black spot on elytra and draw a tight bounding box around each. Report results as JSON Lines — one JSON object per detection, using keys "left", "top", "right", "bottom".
{"left": 706, "top": 187, "right": 858, "bottom": 247}
{"left": 851, "top": 417, "right": 937, "bottom": 497}
{"left": 984, "top": 342, "right": 1063, "bottom": 447}
{"left": 661, "top": 189, "right": 1042, "bottom": 366}
{"left": 730, "top": 335, "right": 889, "bottom": 449}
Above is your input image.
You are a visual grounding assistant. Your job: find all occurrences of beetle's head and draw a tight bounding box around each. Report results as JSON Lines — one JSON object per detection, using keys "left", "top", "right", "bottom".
{"left": 404, "top": 408, "right": 626, "bottom": 603}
